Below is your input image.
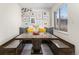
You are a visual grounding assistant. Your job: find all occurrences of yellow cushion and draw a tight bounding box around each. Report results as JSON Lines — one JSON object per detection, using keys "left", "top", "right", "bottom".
{"left": 27, "top": 27, "right": 34, "bottom": 32}
{"left": 39, "top": 28, "right": 46, "bottom": 32}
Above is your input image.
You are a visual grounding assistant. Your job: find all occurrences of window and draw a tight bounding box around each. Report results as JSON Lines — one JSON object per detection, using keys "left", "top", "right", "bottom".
{"left": 59, "top": 4, "right": 68, "bottom": 32}
{"left": 54, "top": 4, "right": 68, "bottom": 32}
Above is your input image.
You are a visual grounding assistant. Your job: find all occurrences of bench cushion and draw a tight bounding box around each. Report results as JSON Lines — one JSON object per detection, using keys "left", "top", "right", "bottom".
{"left": 4, "top": 40, "right": 21, "bottom": 48}
{"left": 51, "top": 40, "right": 70, "bottom": 48}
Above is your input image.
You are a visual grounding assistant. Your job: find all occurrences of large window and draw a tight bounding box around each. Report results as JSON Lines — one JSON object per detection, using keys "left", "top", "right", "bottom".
{"left": 60, "top": 4, "right": 68, "bottom": 32}
{"left": 54, "top": 4, "right": 68, "bottom": 32}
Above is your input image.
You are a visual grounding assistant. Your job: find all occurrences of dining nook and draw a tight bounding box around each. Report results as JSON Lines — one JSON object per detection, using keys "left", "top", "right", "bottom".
{"left": 0, "top": 3, "right": 78, "bottom": 55}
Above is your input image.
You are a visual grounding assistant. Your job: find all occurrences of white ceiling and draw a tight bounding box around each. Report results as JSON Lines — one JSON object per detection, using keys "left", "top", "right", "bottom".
{"left": 19, "top": 3, "right": 54, "bottom": 8}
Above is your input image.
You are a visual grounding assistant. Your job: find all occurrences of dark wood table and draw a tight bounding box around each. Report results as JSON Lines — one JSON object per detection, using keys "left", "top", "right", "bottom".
{"left": 15, "top": 33, "right": 57, "bottom": 54}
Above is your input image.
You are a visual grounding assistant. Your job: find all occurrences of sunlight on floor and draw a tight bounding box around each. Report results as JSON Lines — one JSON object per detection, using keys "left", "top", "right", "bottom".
{"left": 21, "top": 44, "right": 53, "bottom": 55}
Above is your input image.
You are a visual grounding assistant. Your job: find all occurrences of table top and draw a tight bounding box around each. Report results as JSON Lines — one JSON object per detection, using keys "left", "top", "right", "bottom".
{"left": 16, "top": 33, "right": 57, "bottom": 40}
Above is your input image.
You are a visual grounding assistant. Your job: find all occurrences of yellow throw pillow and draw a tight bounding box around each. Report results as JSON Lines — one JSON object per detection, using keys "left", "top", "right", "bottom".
{"left": 39, "top": 28, "right": 46, "bottom": 33}
{"left": 27, "top": 27, "right": 34, "bottom": 33}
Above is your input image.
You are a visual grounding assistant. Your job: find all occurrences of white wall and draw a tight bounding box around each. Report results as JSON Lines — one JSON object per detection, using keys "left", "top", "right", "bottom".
{"left": 0, "top": 4, "right": 21, "bottom": 45}
{"left": 68, "top": 4, "right": 79, "bottom": 54}
{"left": 52, "top": 3, "right": 79, "bottom": 54}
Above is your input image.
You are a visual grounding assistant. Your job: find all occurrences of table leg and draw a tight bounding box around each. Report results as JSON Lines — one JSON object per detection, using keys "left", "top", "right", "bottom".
{"left": 31, "top": 39, "right": 42, "bottom": 54}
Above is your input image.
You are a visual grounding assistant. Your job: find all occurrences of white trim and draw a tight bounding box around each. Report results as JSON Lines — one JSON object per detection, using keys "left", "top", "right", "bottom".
{"left": 54, "top": 29, "right": 69, "bottom": 35}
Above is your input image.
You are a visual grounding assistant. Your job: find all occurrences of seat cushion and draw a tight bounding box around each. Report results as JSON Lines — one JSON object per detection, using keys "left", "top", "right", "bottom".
{"left": 51, "top": 40, "right": 70, "bottom": 48}
{"left": 4, "top": 40, "right": 21, "bottom": 48}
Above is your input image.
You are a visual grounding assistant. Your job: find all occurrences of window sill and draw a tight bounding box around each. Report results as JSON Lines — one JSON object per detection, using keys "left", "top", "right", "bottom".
{"left": 54, "top": 29, "right": 69, "bottom": 35}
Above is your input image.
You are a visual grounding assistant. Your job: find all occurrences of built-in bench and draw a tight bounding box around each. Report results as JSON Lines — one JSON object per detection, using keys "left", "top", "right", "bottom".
{"left": 0, "top": 39, "right": 24, "bottom": 55}
{"left": 48, "top": 38, "right": 75, "bottom": 55}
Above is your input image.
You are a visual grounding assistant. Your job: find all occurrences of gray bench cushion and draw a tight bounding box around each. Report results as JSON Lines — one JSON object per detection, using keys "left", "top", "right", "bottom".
{"left": 4, "top": 40, "right": 21, "bottom": 48}
{"left": 51, "top": 40, "right": 70, "bottom": 48}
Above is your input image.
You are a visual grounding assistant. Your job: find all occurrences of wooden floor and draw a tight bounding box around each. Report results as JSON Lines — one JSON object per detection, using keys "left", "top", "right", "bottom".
{"left": 21, "top": 44, "right": 53, "bottom": 55}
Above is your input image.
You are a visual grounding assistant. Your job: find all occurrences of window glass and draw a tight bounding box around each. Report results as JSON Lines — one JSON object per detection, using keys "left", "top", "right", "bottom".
{"left": 59, "top": 4, "right": 68, "bottom": 32}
